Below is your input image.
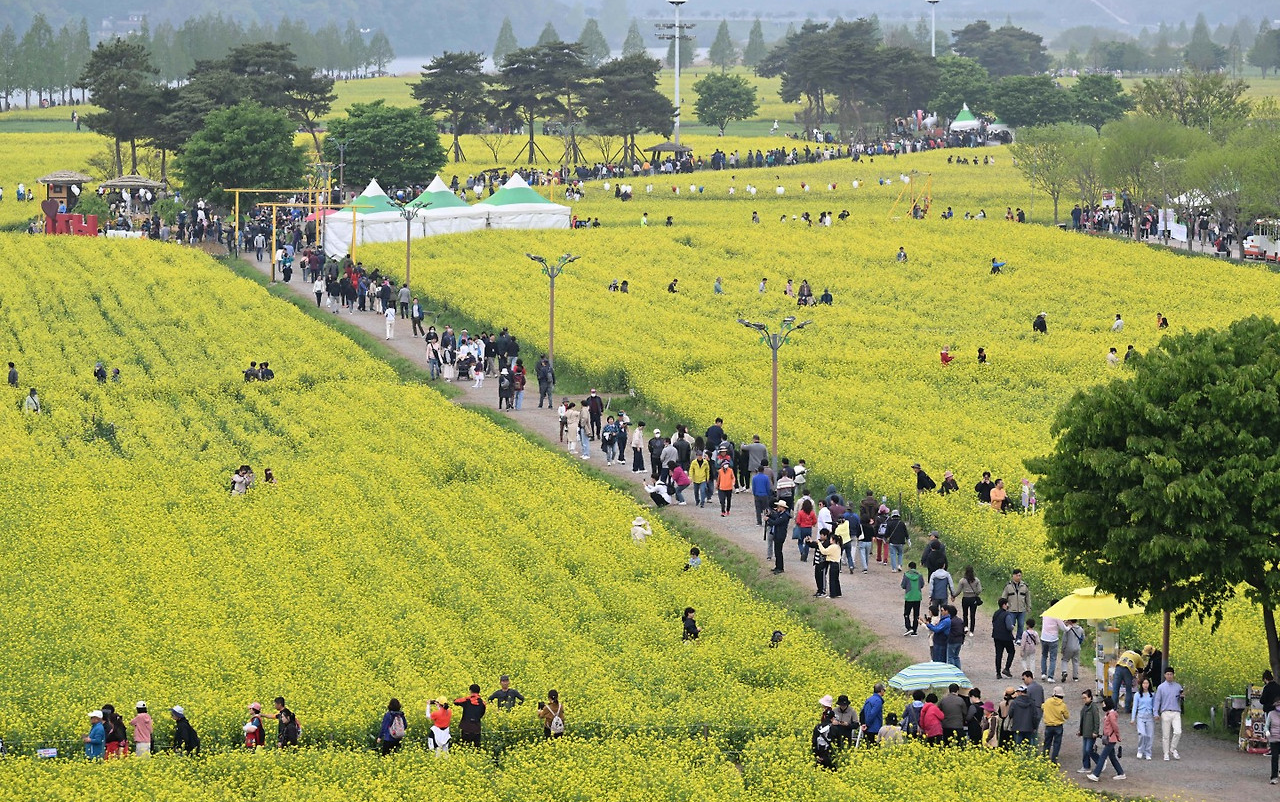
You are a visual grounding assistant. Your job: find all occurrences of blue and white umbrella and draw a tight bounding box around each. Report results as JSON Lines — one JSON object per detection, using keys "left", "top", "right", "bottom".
{"left": 888, "top": 661, "right": 972, "bottom": 692}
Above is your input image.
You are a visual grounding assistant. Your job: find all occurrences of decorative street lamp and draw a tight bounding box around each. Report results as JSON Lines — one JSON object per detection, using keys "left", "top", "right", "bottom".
{"left": 655, "top": 0, "right": 695, "bottom": 147}
{"left": 737, "top": 316, "right": 813, "bottom": 474}
{"left": 928, "top": 0, "right": 940, "bottom": 58}
{"left": 525, "top": 252, "right": 580, "bottom": 374}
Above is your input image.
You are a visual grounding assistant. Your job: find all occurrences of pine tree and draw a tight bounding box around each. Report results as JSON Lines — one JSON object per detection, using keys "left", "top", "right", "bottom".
{"left": 578, "top": 19, "right": 610, "bottom": 67}
{"left": 664, "top": 36, "right": 695, "bottom": 69}
{"left": 708, "top": 20, "right": 737, "bottom": 72}
{"left": 743, "top": 19, "right": 766, "bottom": 66}
{"left": 622, "top": 19, "right": 646, "bottom": 58}
{"left": 537, "top": 22, "right": 561, "bottom": 46}
{"left": 493, "top": 18, "right": 518, "bottom": 66}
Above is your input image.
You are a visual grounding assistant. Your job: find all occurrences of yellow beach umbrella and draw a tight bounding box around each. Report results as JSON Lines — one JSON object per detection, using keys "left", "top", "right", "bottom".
{"left": 1041, "top": 586, "right": 1145, "bottom": 621}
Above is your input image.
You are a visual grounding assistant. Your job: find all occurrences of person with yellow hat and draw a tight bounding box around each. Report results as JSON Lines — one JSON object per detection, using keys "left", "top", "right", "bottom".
{"left": 1111, "top": 645, "right": 1152, "bottom": 714}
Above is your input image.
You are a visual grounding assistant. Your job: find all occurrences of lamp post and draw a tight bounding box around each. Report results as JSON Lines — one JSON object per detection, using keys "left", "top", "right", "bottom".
{"left": 736, "top": 316, "right": 812, "bottom": 474}
{"left": 655, "top": 0, "right": 694, "bottom": 147}
{"left": 928, "top": 0, "right": 940, "bottom": 58}
{"left": 394, "top": 200, "right": 430, "bottom": 286}
{"left": 334, "top": 138, "right": 351, "bottom": 204}
{"left": 525, "top": 252, "right": 580, "bottom": 374}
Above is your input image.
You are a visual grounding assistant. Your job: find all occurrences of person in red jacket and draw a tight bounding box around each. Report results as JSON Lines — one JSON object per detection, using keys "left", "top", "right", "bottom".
{"left": 940, "top": 346, "right": 954, "bottom": 366}
{"left": 921, "top": 693, "right": 946, "bottom": 744}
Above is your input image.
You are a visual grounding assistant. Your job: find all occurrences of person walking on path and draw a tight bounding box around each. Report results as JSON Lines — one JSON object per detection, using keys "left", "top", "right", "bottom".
{"left": 1077, "top": 689, "right": 1101, "bottom": 775}
{"left": 820, "top": 530, "right": 843, "bottom": 598}
{"left": 946, "top": 605, "right": 966, "bottom": 669}
{"left": 378, "top": 698, "right": 407, "bottom": 755}
{"left": 767, "top": 500, "right": 791, "bottom": 573}
{"left": 1266, "top": 701, "right": 1280, "bottom": 784}
{"left": 313, "top": 276, "right": 325, "bottom": 307}
{"left": 1042, "top": 686, "right": 1069, "bottom": 762}
{"left": 1019, "top": 619, "right": 1040, "bottom": 675}
{"left": 1155, "top": 667, "right": 1184, "bottom": 761}
{"left": 924, "top": 606, "right": 953, "bottom": 664}
{"left": 927, "top": 561, "right": 954, "bottom": 617}
{"left": 957, "top": 566, "right": 982, "bottom": 634}
{"left": 384, "top": 305, "right": 396, "bottom": 340}
{"left": 1009, "top": 685, "right": 1041, "bottom": 747}
{"left": 716, "top": 458, "right": 735, "bottom": 516}
{"left": 992, "top": 598, "right": 1016, "bottom": 678}
{"left": 884, "top": 511, "right": 908, "bottom": 572}
{"left": 901, "top": 562, "right": 924, "bottom": 636}
{"left": 1000, "top": 569, "right": 1031, "bottom": 639}
{"left": 920, "top": 531, "right": 947, "bottom": 577}
{"left": 536, "top": 356, "right": 555, "bottom": 408}
{"left": 1086, "top": 697, "right": 1126, "bottom": 782}
{"left": 1040, "top": 608, "right": 1062, "bottom": 681}
{"left": 752, "top": 464, "right": 774, "bottom": 530}
{"left": 1131, "top": 677, "right": 1156, "bottom": 760}
{"left": 1060, "top": 619, "right": 1085, "bottom": 682}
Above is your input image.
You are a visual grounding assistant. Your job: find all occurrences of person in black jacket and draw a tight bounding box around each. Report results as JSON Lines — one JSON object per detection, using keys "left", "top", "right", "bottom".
{"left": 647, "top": 429, "right": 665, "bottom": 480}
{"left": 170, "top": 706, "right": 200, "bottom": 753}
{"left": 1033, "top": 312, "right": 1048, "bottom": 334}
{"left": 535, "top": 356, "right": 554, "bottom": 408}
{"left": 767, "top": 500, "right": 791, "bottom": 573}
{"left": 912, "top": 462, "right": 937, "bottom": 495}
{"left": 921, "top": 530, "right": 948, "bottom": 576}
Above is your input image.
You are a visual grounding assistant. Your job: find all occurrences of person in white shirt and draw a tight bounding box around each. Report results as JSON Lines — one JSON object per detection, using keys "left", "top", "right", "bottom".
{"left": 1112, "top": 314, "right": 1124, "bottom": 332}
{"left": 384, "top": 305, "right": 396, "bottom": 340}
{"left": 1040, "top": 613, "right": 1063, "bottom": 680}
{"left": 1107, "top": 347, "right": 1120, "bottom": 366}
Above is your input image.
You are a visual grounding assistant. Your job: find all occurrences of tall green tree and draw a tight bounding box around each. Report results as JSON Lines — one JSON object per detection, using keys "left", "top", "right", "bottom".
{"left": 1183, "top": 13, "right": 1226, "bottom": 71}
{"left": 75, "top": 37, "right": 159, "bottom": 176}
{"left": 0, "top": 26, "right": 17, "bottom": 110}
{"left": 412, "top": 51, "right": 488, "bottom": 163}
{"left": 1131, "top": 71, "right": 1251, "bottom": 140}
{"left": 1009, "top": 123, "right": 1094, "bottom": 223}
{"left": 177, "top": 101, "right": 307, "bottom": 207}
{"left": 492, "top": 44, "right": 574, "bottom": 164}
{"left": 1068, "top": 73, "right": 1130, "bottom": 132}
{"left": 622, "top": 20, "right": 647, "bottom": 58}
{"left": 665, "top": 35, "right": 695, "bottom": 69}
{"left": 321, "top": 100, "right": 446, "bottom": 189}
{"left": 1099, "top": 116, "right": 1210, "bottom": 234}
{"left": 18, "top": 13, "right": 55, "bottom": 108}
{"left": 692, "top": 72, "right": 758, "bottom": 134}
{"left": 1248, "top": 29, "right": 1280, "bottom": 78}
{"left": 709, "top": 20, "right": 738, "bottom": 72}
{"left": 584, "top": 53, "right": 673, "bottom": 162}
{"left": 744, "top": 19, "right": 767, "bottom": 67}
{"left": 950, "top": 19, "right": 1049, "bottom": 77}
{"left": 1029, "top": 315, "right": 1280, "bottom": 677}
{"left": 493, "top": 18, "right": 519, "bottom": 66}
{"left": 537, "top": 22, "right": 562, "bottom": 46}
{"left": 928, "top": 55, "right": 992, "bottom": 119}
{"left": 989, "top": 74, "right": 1071, "bottom": 128}
{"left": 366, "top": 31, "right": 395, "bottom": 74}
{"left": 578, "top": 19, "right": 610, "bottom": 68}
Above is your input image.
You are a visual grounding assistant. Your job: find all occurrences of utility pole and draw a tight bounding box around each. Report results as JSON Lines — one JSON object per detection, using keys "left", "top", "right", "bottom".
{"left": 655, "top": 0, "right": 695, "bottom": 147}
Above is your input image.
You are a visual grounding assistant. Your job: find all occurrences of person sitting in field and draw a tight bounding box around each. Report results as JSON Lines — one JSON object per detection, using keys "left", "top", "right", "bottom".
{"left": 940, "top": 347, "right": 954, "bottom": 366}
{"left": 819, "top": 288, "right": 833, "bottom": 305}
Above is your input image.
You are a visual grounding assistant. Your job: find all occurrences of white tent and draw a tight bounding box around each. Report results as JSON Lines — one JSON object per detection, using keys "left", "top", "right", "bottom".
{"left": 949, "top": 104, "right": 982, "bottom": 133}
{"left": 323, "top": 178, "right": 486, "bottom": 258}
{"left": 475, "top": 173, "right": 572, "bottom": 230}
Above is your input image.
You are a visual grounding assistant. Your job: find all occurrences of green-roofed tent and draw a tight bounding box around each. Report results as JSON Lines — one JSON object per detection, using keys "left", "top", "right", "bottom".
{"left": 949, "top": 103, "right": 981, "bottom": 132}
{"left": 474, "top": 173, "right": 571, "bottom": 230}
{"left": 323, "top": 177, "right": 487, "bottom": 257}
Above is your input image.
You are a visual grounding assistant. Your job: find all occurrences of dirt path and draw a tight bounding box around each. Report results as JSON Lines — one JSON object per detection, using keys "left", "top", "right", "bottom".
{"left": 238, "top": 255, "right": 1270, "bottom": 802}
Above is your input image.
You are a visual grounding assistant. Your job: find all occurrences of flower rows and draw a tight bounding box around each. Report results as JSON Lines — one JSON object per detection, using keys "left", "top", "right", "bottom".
{"left": 361, "top": 146, "right": 1279, "bottom": 708}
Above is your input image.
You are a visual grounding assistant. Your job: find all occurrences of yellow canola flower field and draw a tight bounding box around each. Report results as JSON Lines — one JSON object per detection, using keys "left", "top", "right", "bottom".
{"left": 0, "top": 737, "right": 1101, "bottom": 802}
{"left": 0, "top": 233, "right": 884, "bottom": 750}
{"left": 362, "top": 147, "right": 1280, "bottom": 707}
{"left": 0, "top": 132, "right": 107, "bottom": 229}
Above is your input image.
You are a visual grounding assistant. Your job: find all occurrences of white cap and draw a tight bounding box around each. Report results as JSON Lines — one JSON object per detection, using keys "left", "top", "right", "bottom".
{"left": 818, "top": 695, "right": 834, "bottom": 708}
{"left": 171, "top": 705, "right": 185, "bottom": 715}
{"left": 136, "top": 701, "right": 147, "bottom": 709}
{"left": 88, "top": 710, "right": 103, "bottom": 718}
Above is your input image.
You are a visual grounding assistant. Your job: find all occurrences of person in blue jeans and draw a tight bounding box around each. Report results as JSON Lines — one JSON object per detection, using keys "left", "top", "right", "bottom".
{"left": 925, "top": 607, "right": 953, "bottom": 664}
{"left": 751, "top": 463, "right": 773, "bottom": 528}
{"left": 945, "top": 605, "right": 965, "bottom": 669}
{"left": 1077, "top": 689, "right": 1101, "bottom": 775}
{"left": 1087, "top": 697, "right": 1126, "bottom": 781}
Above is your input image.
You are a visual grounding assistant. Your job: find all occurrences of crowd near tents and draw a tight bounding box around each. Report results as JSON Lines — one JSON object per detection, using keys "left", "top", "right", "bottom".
{"left": 322, "top": 174, "right": 570, "bottom": 258}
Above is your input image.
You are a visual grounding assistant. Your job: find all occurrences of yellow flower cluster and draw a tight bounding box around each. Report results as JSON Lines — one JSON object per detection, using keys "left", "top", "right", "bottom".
{"left": 362, "top": 146, "right": 1280, "bottom": 707}
{"left": 0, "top": 233, "right": 877, "bottom": 748}
{"left": 0, "top": 737, "right": 1100, "bottom": 801}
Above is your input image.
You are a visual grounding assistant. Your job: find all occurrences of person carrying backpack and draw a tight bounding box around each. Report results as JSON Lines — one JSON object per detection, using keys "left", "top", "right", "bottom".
{"left": 901, "top": 690, "right": 925, "bottom": 738}
{"left": 1060, "top": 619, "right": 1085, "bottom": 682}
{"left": 378, "top": 698, "right": 407, "bottom": 754}
{"left": 538, "top": 690, "right": 565, "bottom": 738}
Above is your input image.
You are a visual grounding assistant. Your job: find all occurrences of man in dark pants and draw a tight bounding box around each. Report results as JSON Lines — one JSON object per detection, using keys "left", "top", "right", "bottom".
{"left": 453, "top": 684, "right": 487, "bottom": 747}
{"left": 535, "top": 356, "right": 554, "bottom": 408}
{"left": 768, "top": 500, "right": 790, "bottom": 573}
{"left": 752, "top": 464, "right": 774, "bottom": 527}
{"left": 586, "top": 389, "right": 604, "bottom": 440}
{"left": 992, "top": 598, "right": 1016, "bottom": 679}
